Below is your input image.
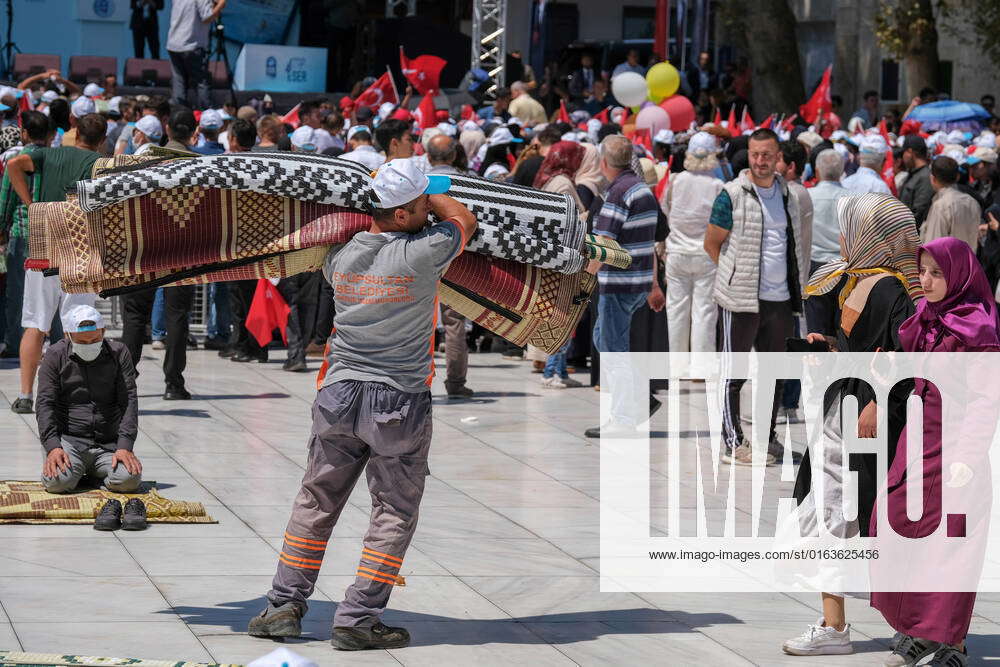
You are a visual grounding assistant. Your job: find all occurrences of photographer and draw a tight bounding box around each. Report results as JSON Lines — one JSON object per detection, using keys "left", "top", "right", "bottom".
{"left": 166, "top": 0, "right": 226, "bottom": 110}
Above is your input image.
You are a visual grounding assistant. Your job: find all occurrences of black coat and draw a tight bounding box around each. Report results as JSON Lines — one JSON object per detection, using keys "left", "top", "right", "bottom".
{"left": 130, "top": 0, "right": 164, "bottom": 31}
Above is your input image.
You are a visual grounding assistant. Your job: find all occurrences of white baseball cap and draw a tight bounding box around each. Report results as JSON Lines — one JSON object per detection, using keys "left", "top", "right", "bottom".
{"left": 135, "top": 115, "right": 163, "bottom": 141}
{"left": 946, "top": 129, "right": 967, "bottom": 146}
{"left": 107, "top": 96, "right": 122, "bottom": 114}
{"left": 347, "top": 125, "right": 371, "bottom": 141}
{"left": 290, "top": 126, "right": 318, "bottom": 151}
{"left": 487, "top": 126, "right": 522, "bottom": 147}
{"left": 859, "top": 135, "right": 889, "bottom": 155}
{"left": 378, "top": 101, "right": 396, "bottom": 121}
{"left": 975, "top": 131, "right": 997, "bottom": 148}
{"left": 199, "top": 109, "right": 223, "bottom": 129}
{"left": 71, "top": 96, "right": 96, "bottom": 118}
{"left": 61, "top": 304, "right": 104, "bottom": 333}
{"left": 507, "top": 117, "right": 525, "bottom": 128}
{"left": 83, "top": 82, "right": 105, "bottom": 98}
{"left": 41, "top": 90, "right": 59, "bottom": 103}
{"left": 687, "top": 131, "right": 717, "bottom": 158}
{"left": 435, "top": 122, "right": 457, "bottom": 137}
{"left": 968, "top": 146, "right": 998, "bottom": 165}
{"left": 653, "top": 129, "right": 674, "bottom": 145}
{"left": 372, "top": 158, "right": 451, "bottom": 209}
{"left": 460, "top": 120, "right": 481, "bottom": 133}
{"left": 216, "top": 108, "right": 233, "bottom": 121}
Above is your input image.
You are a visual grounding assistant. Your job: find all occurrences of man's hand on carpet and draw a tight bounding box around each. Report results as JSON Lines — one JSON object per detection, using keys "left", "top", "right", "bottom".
{"left": 44, "top": 448, "right": 70, "bottom": 477}
{"left": 112, "top": 449, "right": 142, "bottom": 476}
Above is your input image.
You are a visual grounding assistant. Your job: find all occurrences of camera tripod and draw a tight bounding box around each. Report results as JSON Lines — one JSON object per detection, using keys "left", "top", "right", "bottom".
{"left": 210, "top": 21, "right": 237, "bottom": 108}
{"left": 0, "top": 0, "right": 21, "bottom": 81}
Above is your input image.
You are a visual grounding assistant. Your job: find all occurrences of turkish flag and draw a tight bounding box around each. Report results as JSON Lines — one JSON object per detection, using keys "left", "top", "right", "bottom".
{"left": 799, "top": 64, "right": 832, "bottom": 124}
{"left": 740, "top": 108, "right": 755, "bottom": 133}
{"left": 713, "top": 108, "right": 722, "bottom": 126}
{"left": 654, "top": 154, "right": 673, "bottom": 202}
{"left": 558, "top": 99, "right": 571, "bottom": 123}
{"left": 281, "top": 103, "right": 301, "bottom": 129}
{"left": 593, "top": 106, "right": 611, "bottom": 124}
{"left": 416, "top": 90, "right": 437, "bottom": 129}
{"left": 631, "top": 128, "right": 654, "bottom": 158}
{"left": 400, "top": 47, "right": 447, "bottom": 96}
{"left": 882, "top": 149, "right": 897, "bottom": 196}
{"left": 781, "top": 113, "right": 799, "bottom": 131}
{"left": 878, "top": 118, "right": 891, "bottom": 143}
{"left": 17, "top": 93, "right": 33, "bottom": 123}
{"left": 355, "top": 71, "right": 399, "bottom": 109}
{"left": 759, "top": 113, "right": 774, "bottom": 129}
{"left": 460, "top": 104, "right": 477, "bottom": 121}
{"left": 246, "top": 279, "right": 290, "bottom": 348}
{"left": 727, "top": 106, "right": 737, "bottom": 131}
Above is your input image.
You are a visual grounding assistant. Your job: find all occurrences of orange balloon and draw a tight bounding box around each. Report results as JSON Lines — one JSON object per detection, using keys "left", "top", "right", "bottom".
{"left": 659, "top": 95, "right": 696, "bottom": 132}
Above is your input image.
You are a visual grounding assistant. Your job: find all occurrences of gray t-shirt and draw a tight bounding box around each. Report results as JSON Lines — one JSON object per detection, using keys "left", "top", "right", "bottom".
{"left": 167, "top": 0, "right": 214, "bottom": 53}
{"left": 754, "top": 182, "right": 790, "bottom": 301}
{"left": 322, "top": 219, "right": 466, "bottom": 393}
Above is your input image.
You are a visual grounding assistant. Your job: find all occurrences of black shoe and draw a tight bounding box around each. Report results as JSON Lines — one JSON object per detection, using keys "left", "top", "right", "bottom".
{"left": 203, "top": 337, "right": 227, "bottom": 351}
{"left": 10, "top": 397, "right": 33, "bottom": 414}
{"left": 94, "top": 499, "right": 123, "bottom": 531}
{"left": 332, "top": 622, "right": 410, "bottom": 650}
{"left": 231, "top": 352, "right": 267, "bottom": 363}
{"left": 0, "top": 347, "right": 18, "bottom": 358}
{"left": 218, "top": 346, "right": 235, "bottom": 358}
{"left": 447, "top": 385, "right": 474, "bottom": 399}
{"left": 247, "top": 601, "right": 305, "bottom": 638}
{"left": 186, "top": 335, "right": 198, "bottom": 350}
{"left": 121, "top": 498, "right": 148, "bottom": 531}
{"left": 282, "top": 358, "right": 308, "bottom": 372}
{"left": 163, "top": 385, "right": 192, "bottom": 400}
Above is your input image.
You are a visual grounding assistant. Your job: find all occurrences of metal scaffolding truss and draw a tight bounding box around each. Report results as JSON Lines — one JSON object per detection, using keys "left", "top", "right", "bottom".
{"left": 472, "top": 0, "right": 507, "bottom": 99}
{"left": 385, "top": 0, "right": 416, "bottom": 17}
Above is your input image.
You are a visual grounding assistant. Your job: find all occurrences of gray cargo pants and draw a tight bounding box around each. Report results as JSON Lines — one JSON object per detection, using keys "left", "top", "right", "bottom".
{"left": 267, "top": 379, "right": 432, "bottom": 627}
{"left": 41, "top": 437, "right": 142, "bottom": 494}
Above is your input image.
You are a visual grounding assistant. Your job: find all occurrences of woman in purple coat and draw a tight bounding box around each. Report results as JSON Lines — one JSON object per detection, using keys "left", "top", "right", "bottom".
{"left": 872, "top": 236, "right": 1000, "bottom": 666}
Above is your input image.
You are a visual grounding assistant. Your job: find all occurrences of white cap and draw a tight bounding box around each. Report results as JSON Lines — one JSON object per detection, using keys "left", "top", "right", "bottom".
{"left": 943, "top": 148, "right": 966, "bottom": 164}
{"left": 975, "top": 131, "right": 997, "bottom": 148}
{"left": 290, "top": 126, "right": 318, "bottom": 151}
{"left": 560, "top": 131, "right": 581, "bottom": 143}
{"left": 859, "top": 135, "right": 888, "bottom": 155}
{"left": 687, "top": 131, "right": 717, "bottom": 158}
{"left": 507, "top": 117, "right": 525, "bottom": 128}
{"left": 378, "top": 101, "right": 396, "bottom": 121}
{"left": 41, "top": 90, "right": 58, "bottom": 103}
{"left": 135, "top": 115, "right": 163, "bottom": 141}
{"left": 248, "top": 647, "right": 318, "bottom": 667}
{"left": 830, "top": 130, "right": 849, "bottom": 142}
{"left": 946, "top": 129, "right": 967, "bottom": 146}
{"left": 61, "top": 304, "right": 104, "bottom": 333}
{"left": 969, "top": 146, "right": 998, "bottom": 165}
{"left": 216, "top": 108, "right": 233, "bottom": 121}
{"left": 653, "top": 129, "right": 674, "bottom": 145}
{"left": 833, "top": 142, "right": 850, "bottom": 159}
{"left": 570, "top": 109, "right": 590, "bottom": 124}
{"left": 372, "top": 158, "right": 451, "bottom": 208}
{"left": 487, "top": 126, "right": 523, "bottom": 147}
{"left": 71, "top": 96, "right": 96, "bottom": 118}
{"left": 83, "top": 82, "right": 104, "bottom": 98}
{"left": 460, "top": 120, "right": 481, "bottom": 133}
{"left": 347, "top": 125, "right": 371, "bottom": 141}
{"left": 199, "top": 109, "right": 223, "bottom": 129}
{"left": 436, "top": 122, "right": 457, "bottom": 137}
{"left": 107, "top": 96, "right": 121, "bottom": 114}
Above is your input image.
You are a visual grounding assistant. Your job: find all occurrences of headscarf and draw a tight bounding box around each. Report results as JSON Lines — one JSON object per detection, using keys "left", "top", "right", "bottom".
{"left": 807, "top": 193, "right": 922, "bottom": 306}
{"left": 898, "top": 237, "right": 1000, "bottom": 350}
{"left": 459, "top": 128, "right": 485, "bottom": 164}
{"left": 0, "top": 125, "right": 21, "bottom": 153}
{"left": 574, "top": 143, "right": 604, "bottom": 196}
{"left": 532, "top": 140, "right": 584, "bottom": 189}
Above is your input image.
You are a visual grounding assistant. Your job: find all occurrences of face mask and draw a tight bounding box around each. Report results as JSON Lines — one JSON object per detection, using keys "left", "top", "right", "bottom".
{"left": 72, "top": 340, "right": 103, "bottom": 362}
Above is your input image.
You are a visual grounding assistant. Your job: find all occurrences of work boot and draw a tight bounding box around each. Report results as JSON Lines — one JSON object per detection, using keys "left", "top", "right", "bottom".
{"left": 94, "top": 499, "right": 123, "bottom": 531}
{"left": 10, "top": 397, "right": 33, "bottom": 414}
{"left": 247, "top": 600, "right": 305, "bottom": 638}
{"left": 121, "top": 498, "right": 148, "bottom": 531}
{"left": 331, "top": 622, "right": 410, "bottom": 650}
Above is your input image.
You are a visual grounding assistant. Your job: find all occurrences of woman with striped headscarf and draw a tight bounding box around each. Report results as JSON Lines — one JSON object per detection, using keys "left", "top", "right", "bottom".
{"left": 782, "top": 193, "right": 923, "bottom": 658}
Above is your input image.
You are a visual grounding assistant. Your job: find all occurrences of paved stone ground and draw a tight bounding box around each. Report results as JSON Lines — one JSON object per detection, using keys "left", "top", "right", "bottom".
{"left": 1, "top": 344, "right": 998, "bottom": 665}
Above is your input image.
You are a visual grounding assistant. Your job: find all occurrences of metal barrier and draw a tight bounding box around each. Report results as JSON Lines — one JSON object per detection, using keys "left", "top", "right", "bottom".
{"left": 97, "top": 285, "right": 211, "bottom": 336}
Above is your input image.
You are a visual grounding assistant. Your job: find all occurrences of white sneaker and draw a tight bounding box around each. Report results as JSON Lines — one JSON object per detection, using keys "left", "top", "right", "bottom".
{"left": 151, "top": 340, "right": 165, "bottom": 350}
{"left": 782, "top": 619, "right": 853, "bottom": 656}
{"left": 541, "top": 376, "right": 566, "bottom": 389}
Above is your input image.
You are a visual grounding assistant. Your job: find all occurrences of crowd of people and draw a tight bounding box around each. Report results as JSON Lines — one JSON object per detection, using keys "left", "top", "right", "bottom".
{"left": 1, "top": 28, "right": 1000, "bottom": 660}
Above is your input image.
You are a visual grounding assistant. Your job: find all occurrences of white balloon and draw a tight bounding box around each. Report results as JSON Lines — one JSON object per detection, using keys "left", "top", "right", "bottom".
{"left": 611, "top": 72, "right": 648, "bottom": 108}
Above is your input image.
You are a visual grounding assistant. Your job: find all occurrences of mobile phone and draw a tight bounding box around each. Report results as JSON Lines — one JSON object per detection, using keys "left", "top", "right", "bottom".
{"left": 785, "top": 337, "right": 828, "bottom": 353}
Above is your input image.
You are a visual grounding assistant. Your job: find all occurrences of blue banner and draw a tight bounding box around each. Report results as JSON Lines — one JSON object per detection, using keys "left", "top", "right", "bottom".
{"left": 220, "top": 0, "right": 297, "bottom": 45}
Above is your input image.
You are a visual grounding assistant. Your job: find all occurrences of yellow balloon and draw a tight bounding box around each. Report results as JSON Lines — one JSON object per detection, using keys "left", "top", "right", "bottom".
{"left": 646, "top": 62, "right": 680, "bottom": 100}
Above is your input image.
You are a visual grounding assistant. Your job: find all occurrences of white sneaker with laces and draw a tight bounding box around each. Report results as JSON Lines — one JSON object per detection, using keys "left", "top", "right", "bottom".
{"left": 541, "top": 376, "right": 566, "bottom": 389}
{"left": 782, "top": 619, "right": 853, "bottom": 656}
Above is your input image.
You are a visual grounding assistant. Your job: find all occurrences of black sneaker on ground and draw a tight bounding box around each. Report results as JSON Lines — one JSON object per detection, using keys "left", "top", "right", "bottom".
{"left": 163, "top": 385, "right": 192, "bottom": 400}
{"left": 217, "top": 347, "right": 235, "bottom": 358}
{"left": 282, "top": 358, "right": 308, "bottom": 372}
{"left": 247, "top": 601, "right": 305, "bottom": 638}
{"left": 10, "top": 397, "right": 33, "bottom": 414}
{"left": 121, "top": 498, "right": 148, "bottom": 531}
{"left": 447, "top": 385, "right": 474, "bottom": 399}
{"left": 203, "top": 337, "right": 227, "bottom": 351}
{"left": 332, "top": 622, "right": 411, "bottom": 650}
{"left": 94, "top": 499, "right": 123, "bottom": 531}
{"left": 186, "top": 335, "right": 199, "bottom": 350}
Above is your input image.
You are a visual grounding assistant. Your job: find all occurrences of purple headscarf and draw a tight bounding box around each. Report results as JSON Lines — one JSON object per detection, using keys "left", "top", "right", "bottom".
{"left": 898, "top": 237, "right": 1000, "bottom": 351}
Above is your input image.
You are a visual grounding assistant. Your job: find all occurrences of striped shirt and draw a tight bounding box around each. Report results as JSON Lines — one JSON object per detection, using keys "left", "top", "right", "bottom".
{"left": 593, "top": 170, "right": 658, "bottom": 293}
{"left": 0, "top": 145, "right": 41, "bottom": 241}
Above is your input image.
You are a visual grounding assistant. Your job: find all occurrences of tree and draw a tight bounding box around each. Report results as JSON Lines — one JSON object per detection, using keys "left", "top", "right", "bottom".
{"left": 720, "top": 0, "right": 806, "bottom": 116}
{"left": 874, "top": 0, "right": 941, "bottom": 101}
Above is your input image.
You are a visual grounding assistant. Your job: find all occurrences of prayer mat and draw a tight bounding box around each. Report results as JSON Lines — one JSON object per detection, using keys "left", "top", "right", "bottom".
{"left": 69, "top": 154, "right": 588, "bottom": 273}
{"left": 582, "top": 233, "right": 632, "bottom": 269}
{"left": 0, "top": 652, "right": 237, "bottom": 667}
{"left": 0, "top": 481, "right": 216, "bottom": 524}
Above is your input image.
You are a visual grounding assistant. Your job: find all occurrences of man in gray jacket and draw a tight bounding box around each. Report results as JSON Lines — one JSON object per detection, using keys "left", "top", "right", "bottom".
{"left": 704, "top": 128, "right": 809, "bottom": 466}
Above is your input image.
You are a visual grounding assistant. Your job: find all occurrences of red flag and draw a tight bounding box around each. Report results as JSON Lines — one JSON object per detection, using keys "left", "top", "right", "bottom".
{"left": 245, "top": 279, "right": 291, "bottom": 348}
{"left": 759, "top": 113, "right": 774, "bottom": 129}
{"left": 654, "top": 154, "right": 673, "bottom": 202}
{"left": 882, "top": 149, "right": 897, "bottom": 196}
{"left": 593, "top": 106, "right": 611, "bottom": 124}
{"left": 558, "top": 99, "right": 571, "bottom": 124}
{"left": 713, "top": 108, "right": 722, "bottom": 125}
{"left": 399, "top": 47, "right": 447, "bottom": 96}
{"left": 17, "top": 93, "right": 32, "bottom": 123}
{"left": 878, "top": 118, "right": 891, "bottom": 143}
{"left": 781, "top": 113, "right": 798, "bottom": 131}
{"left": 631, "top": 128, "right": 654, "bottom": 159}
{"left": 416, "top": 90, "right": 437, "bottom": 129}
{"left": 799, "top": 64, "right": 832, "bottom": 124}
{"left": 281, "top": 103, "right": 301, "bottom": 129}
{"left": 460, "top": 104, "right": 476, "bottom": 121}
{"left": 740, "top": 108, "right": 755, "bottom": 133}
{"left": 899, "top": 119, "right": 923, "bottom": 136}
{"left": 726, "top": 106, "right": 737, "bottom": 132}
{"left": 355, "top": 71, "right": 399, "bottom": 109}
